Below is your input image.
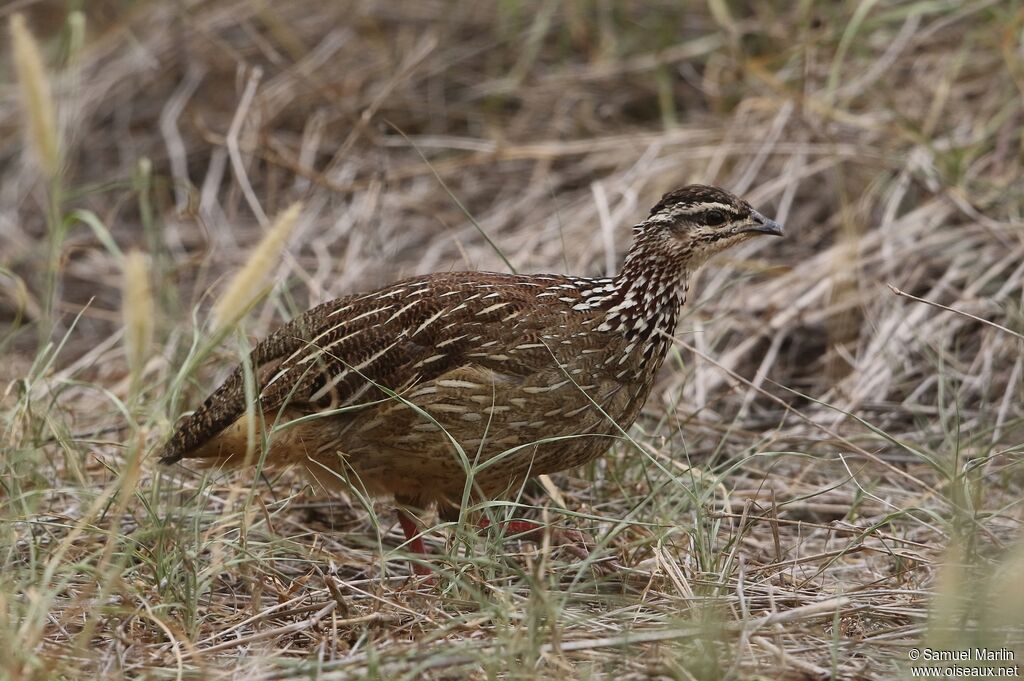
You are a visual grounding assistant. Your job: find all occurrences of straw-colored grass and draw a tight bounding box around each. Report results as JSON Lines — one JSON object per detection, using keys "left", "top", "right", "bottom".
{"left": 1, "top": 2, "right": 1021, "bottom": 679}
{"left": 210, "top": 201, "right": 303, "bottom": 334}
{"left": 122, "top": 250, "right": 153, "bottom": 387}
{"left": 9, "top": 13, "right": 59, "bottom": 178}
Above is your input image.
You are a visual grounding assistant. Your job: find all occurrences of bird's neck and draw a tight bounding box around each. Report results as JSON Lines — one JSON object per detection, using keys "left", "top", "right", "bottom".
{"left": 595, "top": 239, "right": 690, "bottom": 340}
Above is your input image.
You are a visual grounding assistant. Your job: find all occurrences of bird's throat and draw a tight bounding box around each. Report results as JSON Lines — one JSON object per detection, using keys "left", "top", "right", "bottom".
{"left": 597, "top": 257, "right": 689, "bottom": 343}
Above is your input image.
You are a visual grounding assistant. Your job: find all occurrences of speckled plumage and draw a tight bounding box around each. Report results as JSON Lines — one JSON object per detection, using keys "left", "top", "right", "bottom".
{"left": 159, "top": 185, "right": 782, "bottom": 518}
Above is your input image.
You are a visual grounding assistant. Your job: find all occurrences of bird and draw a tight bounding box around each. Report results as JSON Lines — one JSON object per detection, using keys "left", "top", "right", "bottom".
{"left": 159, "top": 184, "right": 783, "bottom": 574}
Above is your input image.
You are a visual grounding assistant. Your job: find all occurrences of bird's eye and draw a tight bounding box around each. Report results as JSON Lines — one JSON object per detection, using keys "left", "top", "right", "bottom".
{"left": 703, "top": 210, "right": 726, "bottom": 226}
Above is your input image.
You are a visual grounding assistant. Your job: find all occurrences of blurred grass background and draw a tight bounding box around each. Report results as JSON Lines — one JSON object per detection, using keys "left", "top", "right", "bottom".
{"left": 1, "top": 1, "right": 1022, "bottom": 679}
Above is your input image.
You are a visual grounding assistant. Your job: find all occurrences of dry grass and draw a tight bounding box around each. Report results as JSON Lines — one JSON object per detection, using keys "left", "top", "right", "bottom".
{"left": 1, "top": 1, "right": 1022, "bottom": 679}
{"left": 9, "top": 12, "right": 59, "bottom": 178}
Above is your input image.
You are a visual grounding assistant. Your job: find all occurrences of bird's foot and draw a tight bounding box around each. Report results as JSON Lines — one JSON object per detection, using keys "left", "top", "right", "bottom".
{"left": 396, "top": 509, "right": 434, "bottom": 576}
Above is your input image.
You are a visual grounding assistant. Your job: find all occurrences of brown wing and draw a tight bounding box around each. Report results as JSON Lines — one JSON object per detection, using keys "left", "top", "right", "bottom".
{"left": 157, "top": 272, "right": 572, "bottom": 464}
{"left": 157, "top": 294, "right": 352, "bottom": 463}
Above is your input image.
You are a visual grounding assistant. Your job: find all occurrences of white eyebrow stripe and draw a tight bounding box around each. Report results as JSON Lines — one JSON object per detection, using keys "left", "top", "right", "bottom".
{"left": 666, "top": 201, "right": 740, "bottom": 217}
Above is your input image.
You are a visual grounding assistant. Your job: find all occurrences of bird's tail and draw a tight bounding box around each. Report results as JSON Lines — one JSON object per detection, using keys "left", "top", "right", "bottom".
{"left": 158, "top": 366, "right": 251, "bottom": 465}
{"left": 158, "top": 410, "right": 260, "bottom": 466}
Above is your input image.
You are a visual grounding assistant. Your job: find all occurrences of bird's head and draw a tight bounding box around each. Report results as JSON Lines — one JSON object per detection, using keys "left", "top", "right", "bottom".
{"left": 630, "top": 184, "right": 783, "bottom": 268}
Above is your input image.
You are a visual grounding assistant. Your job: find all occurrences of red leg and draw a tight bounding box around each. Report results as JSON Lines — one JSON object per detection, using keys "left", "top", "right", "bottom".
{"left": 478, "top": 518, "right": 591, "bottom": 559}
{"left": 396, "top": 509, "right": 433, "bottom": 576}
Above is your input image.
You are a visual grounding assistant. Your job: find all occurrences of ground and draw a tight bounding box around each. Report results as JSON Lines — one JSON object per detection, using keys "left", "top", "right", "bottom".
{"left": 1, "top": 1, "right": 1022, "bottom": 679}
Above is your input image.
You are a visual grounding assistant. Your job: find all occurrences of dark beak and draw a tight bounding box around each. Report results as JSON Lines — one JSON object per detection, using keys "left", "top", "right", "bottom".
{"left": 741, "top": 210, "right": 784, "bottom": 237}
